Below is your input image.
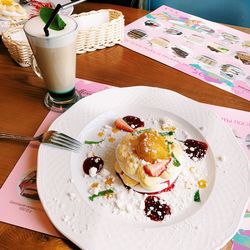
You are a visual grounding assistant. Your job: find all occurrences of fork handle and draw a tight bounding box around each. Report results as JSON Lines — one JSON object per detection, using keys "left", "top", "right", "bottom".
{"left": 0, "top": 133, "right": 37, "bottom": 142}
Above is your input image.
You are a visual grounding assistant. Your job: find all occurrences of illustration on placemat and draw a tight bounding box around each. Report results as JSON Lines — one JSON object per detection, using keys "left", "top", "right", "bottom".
{"left": 18, "top": 170, "right": 39, "bottom": 200}
{"left": 235, "top": 51, "right": 250, "bottom": 65}
{"left": 144, "top": 19, "right": 161, "bottom": 28}
{"left": 165, "top": 27, "right": 182, "bottom": 35}
{"left": 246, "top": 134, "right": 250, "bottom": 150}
{"left": 149, "top": 37, "right": 170, "bottom": 48}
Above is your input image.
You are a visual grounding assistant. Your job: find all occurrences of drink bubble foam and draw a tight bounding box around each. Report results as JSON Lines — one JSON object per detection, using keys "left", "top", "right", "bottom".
{"left": 24, "top": 15, "right": 77, "bottom": 48}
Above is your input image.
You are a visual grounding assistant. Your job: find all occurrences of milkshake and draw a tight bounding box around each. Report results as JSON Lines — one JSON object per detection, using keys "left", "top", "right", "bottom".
{"left": 24, "top": 14, "right": 79, "bottom": 112}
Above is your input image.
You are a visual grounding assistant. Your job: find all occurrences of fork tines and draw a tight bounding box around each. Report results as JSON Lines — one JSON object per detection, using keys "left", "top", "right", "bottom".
{"left": 50, "top": 131, "right": 82, "bottom": 151}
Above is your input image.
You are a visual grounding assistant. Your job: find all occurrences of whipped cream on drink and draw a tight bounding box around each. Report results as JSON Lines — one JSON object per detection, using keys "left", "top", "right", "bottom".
{"left": 24, "top": 15, "right": 78, "bottom": 95}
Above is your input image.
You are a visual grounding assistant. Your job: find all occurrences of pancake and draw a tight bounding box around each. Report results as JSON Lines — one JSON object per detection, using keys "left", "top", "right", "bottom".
{"left": 115, "top": 129, "right": 184, "bottom": 193}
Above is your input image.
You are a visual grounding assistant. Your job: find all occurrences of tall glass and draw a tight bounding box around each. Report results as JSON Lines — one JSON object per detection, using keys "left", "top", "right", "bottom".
{"left": 24, "top": 15, "right": 80, "bottom": 112}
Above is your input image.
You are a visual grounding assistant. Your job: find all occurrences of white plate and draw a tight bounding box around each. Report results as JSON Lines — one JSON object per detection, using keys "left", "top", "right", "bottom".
{"left": 0, "top": 0, "right": 74, "bottom": 35}
{"left": 37, "top": 86, "right": 250, "bottom": 250}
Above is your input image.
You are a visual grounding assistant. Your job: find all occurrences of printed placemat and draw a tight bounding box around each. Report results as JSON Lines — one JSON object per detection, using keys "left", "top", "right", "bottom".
{"left": 0, "top": 79, "right": 249, "bottom": 249}
{"left": 0, "top": 79, "right": 110, "bottom": 237}
{"left": 122, "top": 5, "right": 250, "bottom": 101}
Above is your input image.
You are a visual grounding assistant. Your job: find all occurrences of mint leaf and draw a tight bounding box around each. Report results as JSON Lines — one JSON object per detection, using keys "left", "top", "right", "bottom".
{"left": 166, "top": 141, "right": 173, "bottom": 153}
{"left": 159, "top": 131, "right": 174, "bottom": 136}
{"left": 84, "top": 140, "right": 104, "bottom": 145}
{"left": 40, "top": 7, "right": 66, "bottom": 31}
{"left": 132, "top": 128, "right": 152, "bottom": 136}
{"left": 171, "top": 152, "right": 180, "bottom": 167}
{"left": 194, "top": 190, "right": 201, "bottom": 202}
{"left": 88, "top": 189, "right": 113, "bottom": 201}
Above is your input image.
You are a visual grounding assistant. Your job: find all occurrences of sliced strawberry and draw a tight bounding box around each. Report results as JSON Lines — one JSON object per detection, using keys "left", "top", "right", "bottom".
{"left": 144, "top": 159, "right": 170, "bottom": 177}
{"left": 114, "top": 118, "right": 134, "bottom": 132}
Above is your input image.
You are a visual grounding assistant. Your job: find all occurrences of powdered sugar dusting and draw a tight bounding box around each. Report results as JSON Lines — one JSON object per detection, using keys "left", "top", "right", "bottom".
{"left": 75, "top": 112, "right": 212, "bottom": 224}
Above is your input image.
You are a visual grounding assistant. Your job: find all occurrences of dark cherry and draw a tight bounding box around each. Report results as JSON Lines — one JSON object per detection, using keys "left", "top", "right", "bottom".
{"left": 122, "top": 116, "right": 144, "bottom": 129}
{"left": 83, "top": 156, "right": 104, "bottom": 175}
{"left": 19, "top": 0, "right": 29, "bottom": 5}
{"left": 184, "top": 139, "right": 208, "bottom": 160}
{"left": 144, "top": 196, "right": 171, "bottom": 221}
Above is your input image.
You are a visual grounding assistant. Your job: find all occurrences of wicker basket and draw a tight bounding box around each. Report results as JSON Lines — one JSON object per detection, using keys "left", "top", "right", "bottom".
{"left": 72, "top": 9, "right": 124, "bottom": 53}
{"left": 2, "top": 9, "right": 125, "bottom": 67}
{"left": 2, "top": 25, "right": 32, "bottom": 67}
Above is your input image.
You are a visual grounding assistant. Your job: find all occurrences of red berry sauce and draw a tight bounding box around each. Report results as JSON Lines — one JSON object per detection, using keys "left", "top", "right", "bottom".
{"left": 144, "top": 196, "right": 171, "bottom": 221}
{"left": 83, "top": 156, "right": 104, "bottom": 175}
{"left": 147, "top": 179, "right": 176, "bottom": 195}
{"left": 184, "top": 139, "right": 208, "bottom": 160}
{"left": 117, "top": 172, "right": 177, "bottom": 195}
{"left": 123, "top": 116, "right": 144, "bottom": 129}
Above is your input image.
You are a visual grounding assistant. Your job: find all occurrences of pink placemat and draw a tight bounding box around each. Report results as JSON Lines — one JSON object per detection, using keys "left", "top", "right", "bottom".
{"left": 0, "top": 79, "right": 110, "bottom": 237}
{"left": 122, "top": 5, "right": 250, "bottom": 101}
{"left": 0, "top": 79, "right": 249, "bottom": 249}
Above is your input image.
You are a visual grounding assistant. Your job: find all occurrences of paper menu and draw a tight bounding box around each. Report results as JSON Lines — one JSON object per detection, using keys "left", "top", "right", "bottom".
{"left": 122, "top": 5, "right": 250, "bottom": 101}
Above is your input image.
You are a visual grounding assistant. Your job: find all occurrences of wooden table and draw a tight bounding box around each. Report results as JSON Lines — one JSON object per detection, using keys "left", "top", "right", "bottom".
{"left": 0, "top": 3, "right": 249, "bottom": 249}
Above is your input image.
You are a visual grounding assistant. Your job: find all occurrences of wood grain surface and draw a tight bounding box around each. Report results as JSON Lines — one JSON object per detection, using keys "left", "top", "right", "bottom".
{"left": 0, "top": 3, "right": 249, "bottom": 249}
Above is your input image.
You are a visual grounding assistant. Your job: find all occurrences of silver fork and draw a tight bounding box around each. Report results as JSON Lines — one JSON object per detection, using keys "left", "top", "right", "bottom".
{"left": 0, "top": 130, "right": 82, "bottom": 151}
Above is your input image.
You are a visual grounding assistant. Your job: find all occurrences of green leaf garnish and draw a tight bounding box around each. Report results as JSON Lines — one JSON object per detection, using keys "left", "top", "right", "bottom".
{"left": 166, "top": 141, "right": 173, "bottom": 153}
{"left": 131, "top": 128, "right": 152, "bottom": 135}
{"left": 40, "top": 7, "right": 66, "bottom": 31}
{"left": 171, "top": 152, "right": 180, "bottom": 167}
{"left": 88, "top": 189, "right": 114, "bottom": 201}
{"left": 194, "top": 190, "right": 201, "bottom": 202}
{"left": 84, "top": 140, "right": 104, "bottom": 144}
{"left": 159, "top": 131, "right": 174, "bottom": 136}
